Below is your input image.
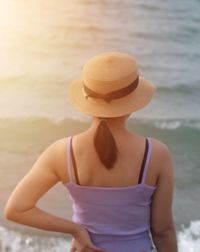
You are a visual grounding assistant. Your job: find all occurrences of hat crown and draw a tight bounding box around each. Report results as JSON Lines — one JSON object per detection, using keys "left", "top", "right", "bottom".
{"left": 68, "top": 51, "right": 156, "bottom": 118}
{"left": 83, "top": 52, "right": 139, "bottom": 94}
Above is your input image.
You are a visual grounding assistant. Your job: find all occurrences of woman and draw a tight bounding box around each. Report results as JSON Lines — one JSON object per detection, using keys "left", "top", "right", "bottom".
{"left": 5, "top": 52, "right": 178, "bottom": 252}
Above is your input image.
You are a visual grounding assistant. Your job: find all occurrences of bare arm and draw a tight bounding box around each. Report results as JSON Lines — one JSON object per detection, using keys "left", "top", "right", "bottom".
{"left": 150, "top": 142, "right": 178, "bottom": 252}
{"left": 4, "top": 139, "right": 104, "bottom": 252}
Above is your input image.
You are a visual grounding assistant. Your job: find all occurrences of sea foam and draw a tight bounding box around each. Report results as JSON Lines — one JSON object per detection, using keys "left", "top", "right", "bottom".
{"left": 178, "top": 221, "right": 200, "bottom": 252}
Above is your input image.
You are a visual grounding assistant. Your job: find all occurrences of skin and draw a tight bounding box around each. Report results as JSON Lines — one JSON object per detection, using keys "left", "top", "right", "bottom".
{"left": 4, "top": 114, "right": 178, "bottom": 252}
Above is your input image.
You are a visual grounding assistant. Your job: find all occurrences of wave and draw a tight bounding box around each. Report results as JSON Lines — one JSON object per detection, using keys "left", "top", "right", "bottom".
{"left": 0, "top": 74, "right": 28, "bottom": 84}
{"left": 178, "top": 221, "right": 200, "bottom": 251}
{"left": 157, "top": 83, "right": 200, "bottom": 95}
{"left": 0, "top": 115, "right": 200, "bottom": 126}
{"left": 0, "top": 116, "right": 200, "bottom": 132}
{"left": 181, "top": 25, "right": 200, "bottom": 36}
{"left": 132, "top": 118, "right": 200, "bottom": 131}
{"left": 1, "top": 220, "right": 200, "bottom": 251}
{"left": 1, "top": 117, "right": 200, "bottom": 154}
{"left": 0, "top": 226, "right": 71, "bottom": 252}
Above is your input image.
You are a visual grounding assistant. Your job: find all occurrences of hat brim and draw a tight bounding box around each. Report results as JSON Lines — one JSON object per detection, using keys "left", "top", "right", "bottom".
{"left": 68, "top": 76, "right": 156, "bottom": 118}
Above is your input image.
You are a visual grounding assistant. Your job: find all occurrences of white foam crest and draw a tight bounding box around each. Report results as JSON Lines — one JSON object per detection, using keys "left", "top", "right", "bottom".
{"left": 0, "top": 226, "right": 71, "bottom": 252}
{"left": 153, "top": 119, "right": 200, "bottom": 130}
{"left": 155, "top": 120, "right": 181, "bottom": 130}
{"left": 178, "top": 221, "right": 200, "bottom": 252}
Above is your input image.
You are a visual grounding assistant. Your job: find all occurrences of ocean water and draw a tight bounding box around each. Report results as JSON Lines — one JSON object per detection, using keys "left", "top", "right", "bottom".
{"left": 0, "top": 0, "right": 200, "bottom": 251}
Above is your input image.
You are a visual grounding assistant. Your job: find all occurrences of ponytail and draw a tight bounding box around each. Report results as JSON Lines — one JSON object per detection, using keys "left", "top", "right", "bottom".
{"left": 94, "top": 119, "right": 118, "bottom": 169}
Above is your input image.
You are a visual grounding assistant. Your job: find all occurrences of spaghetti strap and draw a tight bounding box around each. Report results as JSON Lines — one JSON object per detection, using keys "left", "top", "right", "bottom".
{"left": 67, "top": 136, "right": 73, "bottom": 182}
{"left": 141, "top": 137, "right": 152, "bottom": 184}
{"left": 70, "top": 136, "right": 81, "bottom": 185}
{"left": 138, "top": 138, "right": 149, "bottom": 184}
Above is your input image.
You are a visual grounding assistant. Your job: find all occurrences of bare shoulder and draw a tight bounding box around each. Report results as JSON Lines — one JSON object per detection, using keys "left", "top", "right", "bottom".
{"left": 150, "top": 137, "right": 173, "bottom": 176}
{"left": 41, "top": 137, "right": 67, "bottom": 163}
{"left": 41, "top": 137, "right": 69, "bottom": 183}
{"left": 151, "top": 137, "right": 172, "bottom": 160}
{"left": 48, "top": 137, "right": 68, "bottom": 153}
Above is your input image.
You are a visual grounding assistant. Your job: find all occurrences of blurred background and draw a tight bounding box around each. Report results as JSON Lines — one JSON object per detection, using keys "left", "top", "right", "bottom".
{"left": 0, "top": 0, "right": 200, "bottom": 251}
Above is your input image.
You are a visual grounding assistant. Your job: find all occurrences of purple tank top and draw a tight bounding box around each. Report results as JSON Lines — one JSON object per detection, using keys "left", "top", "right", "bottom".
{"left": 64, "top": 136, "right": 157, "bottom": 237}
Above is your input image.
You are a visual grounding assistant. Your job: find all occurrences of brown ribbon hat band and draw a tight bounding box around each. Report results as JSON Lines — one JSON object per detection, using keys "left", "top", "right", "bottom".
{"left": 83, "top": 76, "right": 139, "bottom": 103}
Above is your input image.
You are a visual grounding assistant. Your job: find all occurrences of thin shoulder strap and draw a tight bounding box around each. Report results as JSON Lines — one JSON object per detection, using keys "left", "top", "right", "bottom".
{"left": 69, "top": 136, "right": 81, "bottom": 185}
{"left": 142, "top": 137, "right": 152, "bottom": 183}
{"left": 138, "top": 137, "right": 152, "bottom": 184}
{"left": 67, "top": 136, "right": 80, "bottom": 185}
{"left": 67, "top": 136, "right": 73, "bottom": 182}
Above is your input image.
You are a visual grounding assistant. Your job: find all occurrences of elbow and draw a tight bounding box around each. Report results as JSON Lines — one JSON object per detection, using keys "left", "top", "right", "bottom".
{"left": 4, "top": 201, "right": 34, "bottom": 222}
{"left": 4, "top": 202, "right": 18, "bottom": 221}
{"left": 151, "top": 225, "right": 175, "bottom": 237}
{"left": 4, "top": 205, "right": 14, "bottom": 220}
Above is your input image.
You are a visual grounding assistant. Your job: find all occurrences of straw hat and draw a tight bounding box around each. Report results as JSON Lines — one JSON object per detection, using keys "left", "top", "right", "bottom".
{"left": 68, "top": 52, "right": 156, "bottom": 118}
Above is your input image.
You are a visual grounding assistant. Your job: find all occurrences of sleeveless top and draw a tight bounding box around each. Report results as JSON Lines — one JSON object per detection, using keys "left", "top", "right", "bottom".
{"left": 64, "top": 136, "right": 157, "bottom": 236}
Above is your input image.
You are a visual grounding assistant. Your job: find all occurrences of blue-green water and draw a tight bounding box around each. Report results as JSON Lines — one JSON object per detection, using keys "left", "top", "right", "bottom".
{"left": 0, "top": 0, "right": 200, "bottom": 251}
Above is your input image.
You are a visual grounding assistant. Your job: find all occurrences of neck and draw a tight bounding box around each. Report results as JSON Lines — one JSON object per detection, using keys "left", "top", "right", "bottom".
{"left": 88, "top": 116, "right": 131, "bottom": 135}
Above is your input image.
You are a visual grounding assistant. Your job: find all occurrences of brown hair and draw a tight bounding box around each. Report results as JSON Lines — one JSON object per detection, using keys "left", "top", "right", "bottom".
{"left": 93, "top": 119, "right": 118, "bottom": 169}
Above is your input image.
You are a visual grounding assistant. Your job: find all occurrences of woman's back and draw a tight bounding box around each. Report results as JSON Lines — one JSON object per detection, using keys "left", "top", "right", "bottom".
{"left": 65, "top": 129, "right": 160, "bottom": 189}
